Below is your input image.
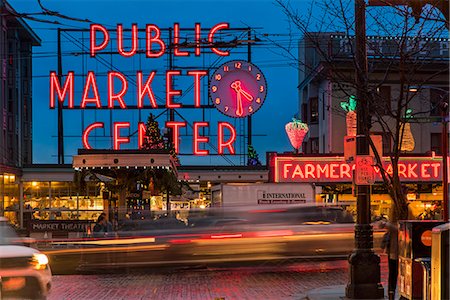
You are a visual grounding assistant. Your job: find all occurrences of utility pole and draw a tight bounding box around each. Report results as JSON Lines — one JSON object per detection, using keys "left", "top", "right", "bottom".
{"left": 442, "top": 101, "right": 449, "bottom": 220}
{"left": 345, "top": 0, "right": 384, "bottom": 298}
{"left": 247, "top": 27, "right": 252, "bottom": 164}
{"left": 57, "top": 28, "right": 64, "bottom": 164}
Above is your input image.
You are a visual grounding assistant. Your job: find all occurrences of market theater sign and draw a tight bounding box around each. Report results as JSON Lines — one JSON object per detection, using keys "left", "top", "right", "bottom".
{"left": 274, "top": 156, "right": 448, "bottom": 183}
{"left": 48, "top": 23, "right": 268, "bottom": 156}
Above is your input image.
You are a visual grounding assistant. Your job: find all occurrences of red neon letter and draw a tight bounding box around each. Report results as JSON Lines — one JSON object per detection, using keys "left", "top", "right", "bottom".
{"left": 146, "top": 25, "right": 165, "bottom": 58}
{"left": 283, "top": 163, "right": 293, "bottom": 179}
{"left": 138, "top": 122, "right": 146, "bottom": 149}
{"left": 166, "top": 71, "right": 182, "bottom": 108}
{"left": 218, "top": 122, "right": 236, "bottom": 154}
{"left": 187, "top": 70, "right": 207, "bottom": 107}
{"left": 117, "top": 23, "right": 138, "bottom": 57}
{"left": 108, "top": 71, "right": 128, "bottom": 108}
{"left": 113, "top": 122, "right": 130, "bottom": 150}
{"left": 137, "top": 71, "right": 158, "bottom": 108}
{"left": 82, "top": 122, "right": 104, "bottom": 149}
{"left": 81, "top": 71, "right": 102, "bottom": 108}
{"left": 195, "top": 23, "right": 201, "bottom": 56}
{"left": 173, "top": 23, "right": 189, "bottom": 57}
{"left": 50, "top": 71, "right": 74, "bottom": 108}
{"left": 208, "top": 23, "right": 229, "bottom": 56}
{"left": 90, "top": 24, "right": 109, "bottom": 57}
{"left": 421, "top": 163, "right": 431, "bottom": 178}
{"left": 166, "top": 121, "right": 186, "bottom": 154}
{"left": 193, "top": 122, "right": 209, "bottom": 155}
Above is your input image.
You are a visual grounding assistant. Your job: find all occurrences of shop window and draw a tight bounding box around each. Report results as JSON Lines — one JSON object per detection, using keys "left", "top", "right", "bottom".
{"left": 431, "top": 133, "right": 442, "bottom": 154}
{"left": 430, "top": 88, "right": 448, "bottom": 116}
{"left": 309, "top": 97, "right": 318, "bottom": 124}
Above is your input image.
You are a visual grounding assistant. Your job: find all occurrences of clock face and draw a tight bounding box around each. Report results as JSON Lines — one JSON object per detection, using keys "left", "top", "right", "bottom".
{"left": 209, "top": 60, "right": 267, "bottom": 118}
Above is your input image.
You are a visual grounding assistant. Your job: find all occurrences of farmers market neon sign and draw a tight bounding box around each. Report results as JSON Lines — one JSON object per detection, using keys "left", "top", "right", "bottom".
{"left": 49, "top": 23, "right": 248, "bottom": 155}
{"left": 274, "top": 156, "right": 447, "bottom": 183}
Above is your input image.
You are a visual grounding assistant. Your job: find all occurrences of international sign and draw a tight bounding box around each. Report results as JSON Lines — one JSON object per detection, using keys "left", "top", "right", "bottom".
{"left": 355, "top": 155, "right": 375, "bottom": 185}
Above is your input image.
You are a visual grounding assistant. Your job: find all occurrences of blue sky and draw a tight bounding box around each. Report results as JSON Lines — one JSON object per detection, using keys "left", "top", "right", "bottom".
{"left": 10, "top": 0, "right": 308, "bottom": 165}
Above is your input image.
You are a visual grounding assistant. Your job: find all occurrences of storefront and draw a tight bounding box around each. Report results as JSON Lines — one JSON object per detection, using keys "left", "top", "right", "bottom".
{"left": 268, "top": 153, "right": 448, "bottom": 220}
{"left": 0, "top": 169, "right": 20, "bottom": 226}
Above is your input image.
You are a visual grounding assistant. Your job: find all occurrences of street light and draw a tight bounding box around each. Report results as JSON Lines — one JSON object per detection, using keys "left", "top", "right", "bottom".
{"left": 345, "top": 1, "right": 384, "bottom": 298}
{"left": 441, "top": 101, "right": 449, "bottom": 220}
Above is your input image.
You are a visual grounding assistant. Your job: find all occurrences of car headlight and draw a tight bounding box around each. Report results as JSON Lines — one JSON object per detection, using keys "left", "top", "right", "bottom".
{"left": 31, "top": 253, "right": 49, "bottom": 270}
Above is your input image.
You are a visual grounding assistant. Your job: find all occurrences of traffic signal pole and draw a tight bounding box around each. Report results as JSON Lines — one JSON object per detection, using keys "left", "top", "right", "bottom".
{"left": 345, "top": 0, "right": 384, "bottom": 298}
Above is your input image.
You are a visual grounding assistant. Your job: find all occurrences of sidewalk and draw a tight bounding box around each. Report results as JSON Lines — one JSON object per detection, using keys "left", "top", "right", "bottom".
{"left": 305, "top": 284, "right": 400, "bottom": 300}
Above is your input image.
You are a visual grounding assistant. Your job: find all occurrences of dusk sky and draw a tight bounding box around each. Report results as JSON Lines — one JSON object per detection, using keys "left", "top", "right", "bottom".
{"left": 8, "top": 0, "right": 313, "bottom": 166}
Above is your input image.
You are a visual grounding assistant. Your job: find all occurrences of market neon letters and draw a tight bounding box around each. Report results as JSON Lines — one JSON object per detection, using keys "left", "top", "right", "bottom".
{"left": 50, "top": 70, "right": 207, "bottom": 109}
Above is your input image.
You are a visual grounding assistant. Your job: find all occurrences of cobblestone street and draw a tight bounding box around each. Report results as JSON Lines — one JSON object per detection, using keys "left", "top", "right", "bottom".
{"left": 48, "top": 258, "right": 389, "bottom": 300}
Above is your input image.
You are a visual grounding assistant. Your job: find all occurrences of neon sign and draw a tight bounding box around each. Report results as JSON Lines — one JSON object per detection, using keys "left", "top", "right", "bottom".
{"left": 49, "top": 23, "right": 264, "bottom": 154}
{"left": 273, "top": 156, "right": 448, "bottom": 183}
{"left": 209, "top": 60, "right": 267, "bottom": 118}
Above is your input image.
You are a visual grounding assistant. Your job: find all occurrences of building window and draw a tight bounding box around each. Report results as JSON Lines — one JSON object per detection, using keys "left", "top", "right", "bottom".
{"left": 431, "top": 133, "right": 441, "bottom": 154}
{"left": 382, "top": 133, "right": 391, "bottom": 155}
{"left": 376, "top": 86, "right": 391, "bottom": 115}
{"left": 430, "top": 88, "right": 448, "bottom": 116}
{"left": 310, "top": 137, "right": 319, "bottom": 153}
{"left": 309, "top": 97, "right": 318, "bottom": 124}
{"left": 302, "top": 103, "right": 308, "bottom": 123}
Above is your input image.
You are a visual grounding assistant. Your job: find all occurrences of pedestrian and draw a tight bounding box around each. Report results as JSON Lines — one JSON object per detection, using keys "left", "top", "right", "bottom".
{"left": 380, "top": 221, "right": 398, "bottom": 300}
{"left": 100, "top": 212, "right": 113, "bottom": 232}
{"left": 93, "top": 214, "right": 107, "bottom": 237}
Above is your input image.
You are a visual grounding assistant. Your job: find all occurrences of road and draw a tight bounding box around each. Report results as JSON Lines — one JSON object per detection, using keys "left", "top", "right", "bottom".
{"left": 48, "top": 257, "right": 389, "bottom": 300}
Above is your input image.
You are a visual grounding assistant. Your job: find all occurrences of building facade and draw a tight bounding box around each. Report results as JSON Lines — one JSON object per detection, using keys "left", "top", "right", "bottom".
{"left": 296, "top": 33, "right": 449, "bottom": 218}
{"left": 298, "top": 33, "right": 449, "bottom": 155}
{"left": 0, "top": 2, "right": 41, "bottom": 225}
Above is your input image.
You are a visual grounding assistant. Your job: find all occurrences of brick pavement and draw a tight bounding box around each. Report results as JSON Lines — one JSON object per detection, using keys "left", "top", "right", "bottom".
{"left": 48, "top": 257, "right": 389, "bottom": 300}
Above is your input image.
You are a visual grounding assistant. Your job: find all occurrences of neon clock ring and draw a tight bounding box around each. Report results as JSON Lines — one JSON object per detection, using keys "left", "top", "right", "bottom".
{"left": 209, "top": 60, "right": 267, "bottom": 118}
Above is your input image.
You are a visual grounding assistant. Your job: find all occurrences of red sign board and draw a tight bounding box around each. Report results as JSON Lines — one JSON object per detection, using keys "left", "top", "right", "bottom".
{"left": 355, "top": 155, "right": 375, "bottom": 185}
{"left": 274, "top": 156, "right": 446, "bottom": 183}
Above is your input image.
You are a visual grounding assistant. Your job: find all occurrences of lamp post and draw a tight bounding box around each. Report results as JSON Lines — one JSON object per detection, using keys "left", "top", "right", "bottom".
{"left": 345, "top": 0, "right": 384, "bottom": 298}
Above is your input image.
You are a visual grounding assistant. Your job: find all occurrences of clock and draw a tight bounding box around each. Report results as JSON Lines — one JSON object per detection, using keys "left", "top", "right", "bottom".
{"left": 209, "top": 60, "right": 267, "bottom": 118}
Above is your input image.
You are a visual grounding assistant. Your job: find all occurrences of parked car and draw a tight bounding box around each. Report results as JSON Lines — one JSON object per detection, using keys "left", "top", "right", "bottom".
{"left": 0, "top": 217, "right": 52, "bottom": 299}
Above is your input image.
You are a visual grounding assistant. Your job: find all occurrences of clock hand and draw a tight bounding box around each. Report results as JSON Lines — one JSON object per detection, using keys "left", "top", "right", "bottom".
{"left": 231, "top": 80, "right": 253, "bottom": 101}
{"left": 231, "top": 81, "right": 244, "bottom": 116}
{"left": 236, "top": 91, "right": 243, "bottom": 116}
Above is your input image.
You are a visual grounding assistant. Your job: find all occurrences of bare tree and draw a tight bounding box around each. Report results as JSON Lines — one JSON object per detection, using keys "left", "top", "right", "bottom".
{"left": 272, "top": 0, "right": 449, "bottom": 221}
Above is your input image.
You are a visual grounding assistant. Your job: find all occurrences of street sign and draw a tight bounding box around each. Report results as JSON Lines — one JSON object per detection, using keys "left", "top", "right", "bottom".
{"left": 355, "top": 155, "right": 375, "bottom": 185}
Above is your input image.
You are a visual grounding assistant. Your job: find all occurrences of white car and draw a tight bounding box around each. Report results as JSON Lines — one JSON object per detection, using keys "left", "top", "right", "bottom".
{"left": 0, "top": 217, "right": 52, "bottom": 299}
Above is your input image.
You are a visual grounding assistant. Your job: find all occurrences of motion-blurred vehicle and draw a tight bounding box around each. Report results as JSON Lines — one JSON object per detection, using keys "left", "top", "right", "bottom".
{"left": 0, "top": 217, "right": 52, "bottom": 299}
{"left": 42, "top": 205, "right": 384, "bottom": 274}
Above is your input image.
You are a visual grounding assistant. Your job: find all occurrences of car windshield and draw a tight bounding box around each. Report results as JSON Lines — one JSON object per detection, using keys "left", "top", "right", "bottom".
{"left": 0, "top": 221, "right": 19, "bottom": 245}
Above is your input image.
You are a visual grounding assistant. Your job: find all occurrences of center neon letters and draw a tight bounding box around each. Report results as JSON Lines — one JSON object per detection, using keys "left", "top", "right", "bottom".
{"left": 82, "top": 121, "right": 236, "bottom": 154}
